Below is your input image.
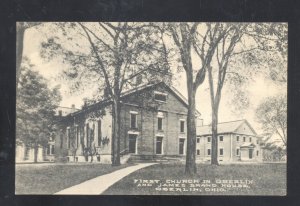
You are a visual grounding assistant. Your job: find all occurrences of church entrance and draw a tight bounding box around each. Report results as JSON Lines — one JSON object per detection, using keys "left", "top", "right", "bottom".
{"left": 128, "top": 134, "right": 137, "bottom": 154}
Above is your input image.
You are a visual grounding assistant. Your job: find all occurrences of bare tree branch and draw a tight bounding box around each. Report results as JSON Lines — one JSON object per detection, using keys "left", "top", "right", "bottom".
{"left": 98, "top": 22, "right": 115, "bottom": 39}
{"left": 80, "top": 23, "right": 115, "bottom": 53}
{"left": 77, "top": 22, "right": 113, "bottom": 97}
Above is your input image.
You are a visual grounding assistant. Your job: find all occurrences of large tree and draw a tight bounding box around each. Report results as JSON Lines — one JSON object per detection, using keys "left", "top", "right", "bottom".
{"left": 166, "top": 23, "right": 228, "bottom": 174}
{"left": 41, "top": 22, "right": 170, "bottom": 166}
{"left": 256, "top": 94, "right": 287, "bottom": 147}
{"left": 16, "top": 60, "right": 61, "bottom": 162}
{"left": 193, "top": 23, "right": 248, "bottom": 165}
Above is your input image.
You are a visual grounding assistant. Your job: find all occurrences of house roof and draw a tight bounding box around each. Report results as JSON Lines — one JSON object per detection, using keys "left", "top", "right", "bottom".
{"left": 197, "top": 119, "right": 257, "bottom": 136}
{"left": 63, "top": 81, "right": 201, "bottom": 118}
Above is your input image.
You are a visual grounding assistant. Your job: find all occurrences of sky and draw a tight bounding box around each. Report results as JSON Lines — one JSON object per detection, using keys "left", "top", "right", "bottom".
{"left": 21, "top": 23, "right": 287, "bottom": 135}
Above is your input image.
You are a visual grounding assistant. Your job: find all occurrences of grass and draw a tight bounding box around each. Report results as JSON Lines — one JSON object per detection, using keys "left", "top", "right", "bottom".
{"left": 102, "top": 163, "right": 286, "bottom": 195}
{"left": 15, "top": 163, "right": 133, "bottom": 194}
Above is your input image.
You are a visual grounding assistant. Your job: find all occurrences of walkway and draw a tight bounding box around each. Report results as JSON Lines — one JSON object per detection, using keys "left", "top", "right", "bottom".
{"left": 55, "top": 163, "right": 156, "bottom": 195}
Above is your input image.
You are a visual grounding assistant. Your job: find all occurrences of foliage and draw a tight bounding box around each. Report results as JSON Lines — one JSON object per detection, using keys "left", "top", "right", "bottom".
{"left": 256, "top": 94, "right": 287, "bottom": 146}
{"left": 262, "top": 142, "right": 286, "bottom": 162}
{"left": 244, "top": 23, "right": 287, "bottom": 83}
{"left": 16, "top": 60, "right": 62, "bottom": 151}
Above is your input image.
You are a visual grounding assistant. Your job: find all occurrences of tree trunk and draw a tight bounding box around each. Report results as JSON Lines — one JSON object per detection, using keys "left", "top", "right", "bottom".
{"left": 211, "top": 106, "right": 219, "bottom": 165}
{"left": 33, "top": 142, "right": 38, "bottom": 163}
{"left": 207, "top": 66, "right": 221, "bottom": 166}
{"left": 185, "top": 72, "right": 197, "bottom": 175}
{"left": 111, "top": 99, "right": 121, "bottom": 166}
{"left": 16, "top": 24, "right": 26, "bottom": 86}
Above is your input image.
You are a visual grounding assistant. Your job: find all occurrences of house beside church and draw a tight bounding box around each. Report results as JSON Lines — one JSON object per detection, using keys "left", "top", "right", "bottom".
{"left": 196, "top": 120, "right": 264, "bottom": 163}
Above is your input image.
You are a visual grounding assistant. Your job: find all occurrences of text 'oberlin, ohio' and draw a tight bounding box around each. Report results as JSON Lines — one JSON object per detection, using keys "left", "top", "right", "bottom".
{"left": 133, "top": 179, "right": 253, "bottom": 192}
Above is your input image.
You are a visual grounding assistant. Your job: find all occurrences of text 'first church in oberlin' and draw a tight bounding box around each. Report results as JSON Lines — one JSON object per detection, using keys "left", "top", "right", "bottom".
{"left": 53, "top": 82, "right": 263, "bottom": 164}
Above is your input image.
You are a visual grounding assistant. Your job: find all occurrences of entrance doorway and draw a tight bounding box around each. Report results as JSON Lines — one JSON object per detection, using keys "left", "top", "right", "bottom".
{"left": 129, "top": 134, "right": 137, "bottom": 154}
{"left": 156, "top": 136, "right": 163, "bottom": 154}
{"left": 249, "top": 148, "right": 253, "bottom": 159}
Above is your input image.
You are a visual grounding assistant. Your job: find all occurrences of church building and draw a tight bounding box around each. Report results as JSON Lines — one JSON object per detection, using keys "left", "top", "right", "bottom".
{"left": 54, "top": 82, "right": 202, "bottom": 163}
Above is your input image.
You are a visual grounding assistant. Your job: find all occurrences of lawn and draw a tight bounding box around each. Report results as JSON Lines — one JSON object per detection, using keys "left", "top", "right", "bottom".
{"left": 102, "top": 163, "right": 286, "bottom": 195}
{"left": 15, "top": 163, "right": 133, "bottom": 194}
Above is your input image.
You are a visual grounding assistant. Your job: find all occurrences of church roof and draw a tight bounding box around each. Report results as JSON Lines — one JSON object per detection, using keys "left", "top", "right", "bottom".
{"left": 62, "top": 81, "right": 201, "bottom": 118}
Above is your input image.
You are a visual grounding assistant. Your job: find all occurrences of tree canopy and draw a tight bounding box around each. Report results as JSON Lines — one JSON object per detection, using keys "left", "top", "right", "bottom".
{"left": 16, "top": 59, "right": 61, "bottom": 160}
{"left": 256, "top": 94, "right": 287, "bottom": 147}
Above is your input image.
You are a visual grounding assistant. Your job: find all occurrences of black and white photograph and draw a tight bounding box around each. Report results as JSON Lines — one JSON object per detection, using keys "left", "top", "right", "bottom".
{"left": 15, "top": 22, "right": 287, "bottom": 195}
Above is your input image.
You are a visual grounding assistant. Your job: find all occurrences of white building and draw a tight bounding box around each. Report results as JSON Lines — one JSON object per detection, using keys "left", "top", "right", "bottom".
{"left": 196, "top": 119, "right": 263, "bottom": 163}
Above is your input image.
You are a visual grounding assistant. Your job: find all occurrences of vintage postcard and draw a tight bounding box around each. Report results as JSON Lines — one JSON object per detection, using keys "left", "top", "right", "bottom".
{"left": 15, "top": 22, "right": 287, "bottom": 195}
